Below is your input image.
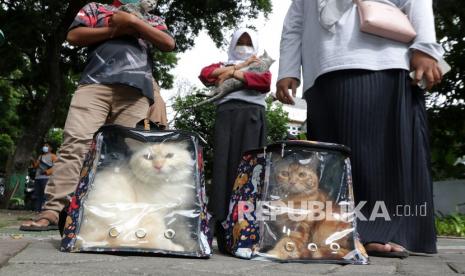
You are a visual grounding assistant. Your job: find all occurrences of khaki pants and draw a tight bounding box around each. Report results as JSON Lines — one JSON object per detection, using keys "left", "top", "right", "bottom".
{"left": 43, "top": 84, "right": 149, "bottom": 220}
{"left": 147, "top": 80, "right": 168, "bottom": 128}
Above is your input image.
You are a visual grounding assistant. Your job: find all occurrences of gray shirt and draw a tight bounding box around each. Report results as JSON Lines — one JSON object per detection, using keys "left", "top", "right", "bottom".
{"left": 218, "top": 89, "right": 267, "bottom": 107}
{"left": 69, "top": 2, "right": 172, "bottom": 104}
{"left": 278, "top": 0, "right": 445, "bottom": 93}
{"left": 35, "top": 153, "right": 55, "bottom": 180}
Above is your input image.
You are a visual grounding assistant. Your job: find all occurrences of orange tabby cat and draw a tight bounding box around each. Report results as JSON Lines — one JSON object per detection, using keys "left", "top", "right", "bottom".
{"left": 266, "top": 157, "right": 352, "bottom": 260}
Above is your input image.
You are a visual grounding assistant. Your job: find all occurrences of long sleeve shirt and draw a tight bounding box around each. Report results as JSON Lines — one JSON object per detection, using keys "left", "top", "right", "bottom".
{"left": 199, "top": 63, "right": 272, "bottom": 107}
{"left": 278, "top": 0, "right": 445, "bottom": 94}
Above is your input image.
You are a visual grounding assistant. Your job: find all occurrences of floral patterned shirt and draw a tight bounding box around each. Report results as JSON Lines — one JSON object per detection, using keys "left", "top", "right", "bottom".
{"left": 69, "top": 2, "right": 171, "bottom": 102}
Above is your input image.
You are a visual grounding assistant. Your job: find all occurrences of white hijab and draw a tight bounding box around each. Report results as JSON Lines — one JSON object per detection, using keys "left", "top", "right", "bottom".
{"left": 226, "top": 28, "right": 259, "bottom": 65}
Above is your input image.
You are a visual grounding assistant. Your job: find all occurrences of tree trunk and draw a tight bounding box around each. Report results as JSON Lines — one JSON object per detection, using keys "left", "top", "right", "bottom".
{"left": 0, "top": 42, "right": 64, "bottom": 209}
{"left": 0, "top": 1, "right": 87, "bottom": 209}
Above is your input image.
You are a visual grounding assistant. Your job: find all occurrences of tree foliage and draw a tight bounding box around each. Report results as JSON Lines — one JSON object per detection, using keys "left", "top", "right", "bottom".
{"left": 265, "top": 97, "right": 289, "bottom": 143}
{"left": 0, "top": 0, "right": 272, "bottom": 207}
{"left": 172, "top": 91, "right": 288, "bottom": 183}
{"left": 172, "top": 91, "right": 216, "bottom": 182}
{"left": 429, "top": 1, "right": 465, "bottom": 180}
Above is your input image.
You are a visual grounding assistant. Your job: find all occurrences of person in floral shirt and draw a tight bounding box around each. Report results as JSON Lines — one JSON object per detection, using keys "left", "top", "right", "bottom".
{"left": 20, "top": 0, "right": 175, "bottom": 231}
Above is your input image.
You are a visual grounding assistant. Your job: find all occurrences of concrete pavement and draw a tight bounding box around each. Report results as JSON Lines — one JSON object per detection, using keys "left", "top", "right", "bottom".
{"left": 0, "top": 226, "right": 464, "bottom": 276}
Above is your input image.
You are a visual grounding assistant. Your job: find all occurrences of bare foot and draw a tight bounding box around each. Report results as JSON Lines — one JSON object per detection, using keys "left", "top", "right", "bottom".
{"left": 388, "top": 242, "right": 407, "bottom": 252}
{"left": 21, "top": 218, "right": 50, "bottom": 227}
{"left": 19, "top": 211, "right": 59, "bottom": 231}
{"left": 364, "top": 243, "right": 392, "bottom": 253}
{"left": 364, "top": 242, "right": 409, "bottom": 258}
{"left": 365, "top": 242, "right": 404, "bottom": 253}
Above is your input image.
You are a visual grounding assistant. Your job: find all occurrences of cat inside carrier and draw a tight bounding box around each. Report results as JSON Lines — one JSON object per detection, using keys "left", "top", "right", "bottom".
{"left": 61, "top": 125, "right": 211, "bottom": 257}
{"left": 223, "top": 141, "right": 369, "bottom": 264}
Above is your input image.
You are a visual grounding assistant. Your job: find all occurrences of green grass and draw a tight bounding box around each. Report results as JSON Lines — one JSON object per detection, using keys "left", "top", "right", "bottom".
{"left": 436, "top": 213, "right": 465, "bottom": 237}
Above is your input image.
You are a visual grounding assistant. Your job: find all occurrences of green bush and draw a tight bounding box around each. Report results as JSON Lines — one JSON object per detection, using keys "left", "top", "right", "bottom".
{"left": 8, "top": 197, "right": 25, "bottom": 210}
{"left": 435, "top": 213, "right": 465, "bottom": 237}
{"left": 45, "top": 128, "right": 64, "bottom": 152}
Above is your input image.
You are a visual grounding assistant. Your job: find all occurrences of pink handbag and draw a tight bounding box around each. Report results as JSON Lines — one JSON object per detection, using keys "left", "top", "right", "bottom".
{"left": 355, "top": 0, "right": 417, "bottom": 43}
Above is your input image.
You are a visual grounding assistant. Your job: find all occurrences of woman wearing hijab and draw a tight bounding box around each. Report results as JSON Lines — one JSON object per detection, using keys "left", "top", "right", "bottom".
{"left": 199, "top": 28, "right": 271, "bottom": 252}
{"left": 276, "top": 0, "right": 444, "bottom": 257}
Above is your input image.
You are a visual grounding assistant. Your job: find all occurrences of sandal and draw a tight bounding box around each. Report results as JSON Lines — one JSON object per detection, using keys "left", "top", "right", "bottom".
{"left": 364, "top": 242, "right": 410, "bottom": 259}
{"left": 19, "top": 210, "right": 59, "bottom": 231}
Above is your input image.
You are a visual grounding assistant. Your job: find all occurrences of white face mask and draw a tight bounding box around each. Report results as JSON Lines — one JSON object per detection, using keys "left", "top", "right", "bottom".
{"left": 42, "top": 146, "right": 49, "bottom": 153}
{"left": 235, "top": 46, "right": 254, "bottom": 60}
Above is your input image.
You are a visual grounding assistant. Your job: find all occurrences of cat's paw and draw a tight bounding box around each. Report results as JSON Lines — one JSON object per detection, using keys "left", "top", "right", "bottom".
{"left": 167, "top": 243, "right": 185, "bottom": 252}
{"left": 266, "top": 238, "right": 301, "bottom": 260}
{"left": 202, "top": 89, "right": 217, "bottom": 97}
{"left": 180, "top": 240, "right": 199, "bottom": 252}
{"left": 154, "top": 238, "right": 186, "bottom": 252}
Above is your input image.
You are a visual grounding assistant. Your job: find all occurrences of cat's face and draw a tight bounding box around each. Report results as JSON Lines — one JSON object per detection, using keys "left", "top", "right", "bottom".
{"left": 274, "top": 159, "right": 319, "bottom": 195}
{"left": 129, "top": 141, "right": 194, "bottom": 183}
{"left": 140, "top": 0, "right": 158, "bottom": 12}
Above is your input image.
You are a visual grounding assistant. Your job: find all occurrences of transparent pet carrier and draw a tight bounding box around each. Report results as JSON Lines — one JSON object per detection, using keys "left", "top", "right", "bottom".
{"left": 61, "top": 125, "right": 212, "bottom": 257}
{"left": 223, "top": 141, "right": 368, "bottom": 264}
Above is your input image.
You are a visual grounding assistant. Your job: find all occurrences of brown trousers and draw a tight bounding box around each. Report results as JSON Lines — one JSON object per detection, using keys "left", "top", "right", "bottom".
{"left": 43, "top": 84, "right": 149, "bottom": 220}
{"left": 147, "top": 80, "right": 168, "bottom": 129}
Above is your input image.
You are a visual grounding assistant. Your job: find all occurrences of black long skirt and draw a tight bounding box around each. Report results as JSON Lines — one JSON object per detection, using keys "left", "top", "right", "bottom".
{"left": 305, "top": 69, "right": 437, "bottom": 253}
{"left": 210, "top": 100, "right": 267, "bottom": 222}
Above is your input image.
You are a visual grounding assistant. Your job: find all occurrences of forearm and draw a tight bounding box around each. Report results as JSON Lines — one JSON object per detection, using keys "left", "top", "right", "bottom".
{"left": 132, "top": 19, "right": 175, "bottom": 51}
{"left": 67, "top": 27, "right": 112, "bottom": 47}
{"left": 211, "top": 65, "right": 235, "bottom": 78}
{"left": 278, "top": 0, "right": 303, "bottom": 83}
{"left": 241, "top": 71, "right": 272, "bottom": 93}
{"left": 210, "top": 58, "right": 254, "bottom": 77}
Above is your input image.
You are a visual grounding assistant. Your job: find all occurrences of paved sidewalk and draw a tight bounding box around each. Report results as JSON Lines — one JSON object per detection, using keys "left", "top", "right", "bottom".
{"left": 0, "top": 226, "right": 464, "bottom": 276}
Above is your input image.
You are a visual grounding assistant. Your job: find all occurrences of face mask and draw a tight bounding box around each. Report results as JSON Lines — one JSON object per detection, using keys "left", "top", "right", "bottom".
{"left": 235, "top": 46, "right": 255, "bottom": 60}
{"left": 119, "top": 0, "right": 140, "bottom": 4}
{"left": 42, "top": 146, "right": 49, "bottom": 153}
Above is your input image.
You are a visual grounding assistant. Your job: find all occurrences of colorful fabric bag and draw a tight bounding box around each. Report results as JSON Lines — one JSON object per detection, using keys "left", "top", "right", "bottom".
{"left": 223, "top": 140, "right": 368, "bottom": 264}
{"left": 61, "top": 125, "right": 212, "bottom": 257}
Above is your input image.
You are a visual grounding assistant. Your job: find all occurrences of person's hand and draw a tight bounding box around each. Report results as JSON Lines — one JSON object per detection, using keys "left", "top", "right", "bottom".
{"left": 216, "top": 67, "right": 235, "bottom": 86}
{"left": 276, "top": 78, "right": 298, "bottom": 105}
{"left": 410, "top": 50, "right": 442, "bottom": 90}
{"left": 109, "top": 11, "right": 138, "bottom": 38}
{"left": 245, "top": 55, "right": 260, "bottom": 66}
{"left": 236, "top": 55, "right": 260, "bottom": 69}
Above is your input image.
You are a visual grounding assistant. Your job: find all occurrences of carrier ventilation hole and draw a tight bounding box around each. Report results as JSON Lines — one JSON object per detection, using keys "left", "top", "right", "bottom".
{"left": 164, "top": 229, "right": 176, "bottom": 239}
{"left": 285, "top": 241, "right": 296, "bottom": 252}
{"left": 307, "top": 243, "right": 318, "bottom": 252}
{"left": 330, "top": 242, "right": 341, "bottom": 251}
{"left": 108, "top": 227, "right": 120, "bottom": 238}
{"left": 135, "top": 228, "right": 147, "bottom": 239}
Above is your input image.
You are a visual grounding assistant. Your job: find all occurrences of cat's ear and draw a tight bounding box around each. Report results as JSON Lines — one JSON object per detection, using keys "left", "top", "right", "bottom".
{"left": 262, "top": 50, "right": 276, "bottom": 65}
{"left": 124, "top": 138, "right": 146, "bottom": 153}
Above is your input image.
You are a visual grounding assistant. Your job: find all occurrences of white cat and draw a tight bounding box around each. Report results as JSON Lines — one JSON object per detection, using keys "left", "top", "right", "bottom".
{"left": 77, "top": 141, "right": 196, "bottom": 252}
